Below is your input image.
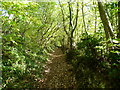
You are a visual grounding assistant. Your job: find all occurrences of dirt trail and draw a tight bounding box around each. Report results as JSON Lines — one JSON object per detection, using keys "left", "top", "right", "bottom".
{"left": 39, "top": 48, "right": 76, "bottom": 88}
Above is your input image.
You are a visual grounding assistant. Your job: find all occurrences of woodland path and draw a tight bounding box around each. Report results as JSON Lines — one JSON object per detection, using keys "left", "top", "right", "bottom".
{"left": 39, "top": 48, "right": 77, "bottom": 88}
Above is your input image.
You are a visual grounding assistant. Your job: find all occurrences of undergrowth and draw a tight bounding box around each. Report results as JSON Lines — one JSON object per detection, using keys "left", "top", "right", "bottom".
{"left": 66, "top": 33, "right": 120, "bottom": 88}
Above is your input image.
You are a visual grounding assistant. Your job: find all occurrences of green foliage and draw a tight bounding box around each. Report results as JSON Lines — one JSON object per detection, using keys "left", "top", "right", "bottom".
{"left": 1, "top": 1, "right": 120, "bottom": 89}
{"left": 1, "top": 1, "right": 51, "bottom": 89}
{"left": 66, "top": 32, "right": 120, "bottom": 88}
{"left": 77, "top": 33, "right": 102, "bottom": 58}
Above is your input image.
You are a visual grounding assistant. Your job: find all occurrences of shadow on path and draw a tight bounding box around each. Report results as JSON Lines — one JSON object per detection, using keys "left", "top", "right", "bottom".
{"left": 39, "top": 48, "right": 77, "bottom": 88}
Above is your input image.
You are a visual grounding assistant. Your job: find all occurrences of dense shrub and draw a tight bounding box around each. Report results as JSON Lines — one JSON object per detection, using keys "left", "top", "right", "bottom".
{"left": 66, "top": 33, "right": 120, "bottom": 88}
{"left": 2, "top": 2, "right": 49, "bottom": 88}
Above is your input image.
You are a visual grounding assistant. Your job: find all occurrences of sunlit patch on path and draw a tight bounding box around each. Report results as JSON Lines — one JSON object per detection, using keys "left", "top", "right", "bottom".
{"left": 39, "top": 48, "right": 77, "bottom": 88}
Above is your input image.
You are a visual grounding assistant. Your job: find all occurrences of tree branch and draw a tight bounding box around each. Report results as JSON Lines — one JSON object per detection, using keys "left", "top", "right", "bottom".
{"left": 72, "top": 2, "right": 79, "bottom": 33}
{"left": 59, "top": 0, "right": 69, "bottom": 36}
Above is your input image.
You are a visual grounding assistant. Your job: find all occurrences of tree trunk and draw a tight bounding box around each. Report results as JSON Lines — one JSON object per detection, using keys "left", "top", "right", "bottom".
{"left": 98, "top": 1, "right": 115, "bottom": 40}
{"left": 68, "top": 2, "right": 79, "bottom": 50}
{"left": 118, "top": 1, "right": 120, "bottom": 38}
{"left": 82, "top": 2, "right": 88, "bottom": 34}
{"left": 94, "top": 2, "right": 97, "bottom": 33}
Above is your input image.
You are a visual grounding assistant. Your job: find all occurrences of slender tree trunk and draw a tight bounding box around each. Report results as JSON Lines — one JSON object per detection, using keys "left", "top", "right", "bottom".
{"left": 59, "top": 0, "right": 69, "bottom": 36}
{"left": 68, "top": 1, "right": 73, "bottom": 50}
{"left": 98, "top": 0, "right": 115, "bottom": 40}
{"left": 118, "top": 1, "right": 120, "bottom": 38}
{"left": 68, "top": 1, "right": 79, "bottom": 50}
{"left": 59, "top": 1, "right": 79, "bottom": 50}
{"left": 81, "top": 2, "right": 88, "bottom": 34}
{"left": 94, "top": 2, "right": 97, "bottom": 33}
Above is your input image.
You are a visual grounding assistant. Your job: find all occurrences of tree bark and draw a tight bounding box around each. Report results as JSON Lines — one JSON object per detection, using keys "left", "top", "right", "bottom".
{"left": 118, "top": 1, "right": 120, "bottom": 38}
{"left": 68, "top": 1, "right": 79, "bottom": 50}
{"left": 68, "top": 1, "right": 73, "bottom": 50}
{"left": 59, "top": 1, "right": 79, "bottom": 50}
{"left": 59, "top": 0, "right": 69, "bottom": 36}
{"left": 82, "top": 2, "right": 88, "bottom": 34}
{"left": 94, "top": 2, "right": 97, "bottom": 33}
{"left": 98, "top": 0, "right": 115, "bottom": 40}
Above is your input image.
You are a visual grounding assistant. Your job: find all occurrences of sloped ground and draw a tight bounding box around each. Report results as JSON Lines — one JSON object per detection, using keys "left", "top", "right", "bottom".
{"left": 39, "top": 48, "right": 77, "bottom": 88}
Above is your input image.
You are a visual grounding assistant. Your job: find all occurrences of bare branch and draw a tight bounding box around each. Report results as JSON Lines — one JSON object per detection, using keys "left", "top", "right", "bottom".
{"left": 68, "top": 1, "right": 73, "bottom": 31}
{"left": 72, "top": 2, "right": 79, "bottom": 33}
{"left": 81, "top": 2, "right": 88, "bottom": 34}
{"left": 58, "top": 0, "right": 69, "bottom": 36}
